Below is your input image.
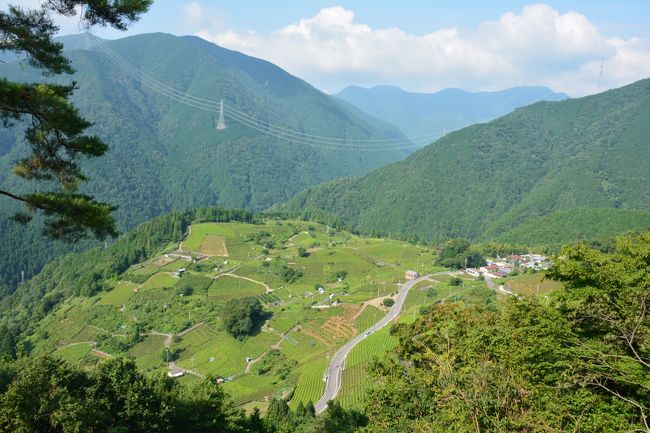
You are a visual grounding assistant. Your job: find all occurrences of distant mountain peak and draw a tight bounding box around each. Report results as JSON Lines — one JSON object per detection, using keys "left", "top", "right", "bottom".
{"left": 334, "top": 84, "right": 568, "bottom": 146}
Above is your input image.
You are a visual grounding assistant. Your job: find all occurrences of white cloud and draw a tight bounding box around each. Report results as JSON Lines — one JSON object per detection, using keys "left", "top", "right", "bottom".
{"left": 184, "top": 1, "right": 204, "bottom": 25}
{"left": 1, "top": 1, "right": 89, "bottom": 35}
{"left": 196, "top": 4, "right": 650, "bottom": 95}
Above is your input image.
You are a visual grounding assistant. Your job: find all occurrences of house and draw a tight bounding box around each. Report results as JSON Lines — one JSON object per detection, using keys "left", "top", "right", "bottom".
{"left": 480, "top": 264, "right": 499, "bottom": 273}
{"left": 466, "top": 268, "right": 481, "bottom": 277}
{"left": 506, "top": 254, "right": 523, "bottom": 264}
{"left": 405, "top": 270, "right": 419, "bottom": 280}
{"left": 173, "top": 268, "right": 186, "bottom": 277}
{"left": 167, "top": 368, "right": 184, "bottom": 378}
{"left": 317, "top": 287, "right": 326, "bottom": 295}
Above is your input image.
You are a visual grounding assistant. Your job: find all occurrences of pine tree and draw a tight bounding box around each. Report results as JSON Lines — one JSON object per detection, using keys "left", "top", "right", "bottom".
{"left": 0, "top": 1, "right": 151, "bottom": 242}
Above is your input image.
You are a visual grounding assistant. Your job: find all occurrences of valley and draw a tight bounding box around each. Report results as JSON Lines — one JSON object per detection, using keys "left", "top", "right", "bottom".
{"left": 1, "top": 2, "right": 649, "bottom": 430}
{"left": 27, "top": 218, "right": 500, "bottom": 411}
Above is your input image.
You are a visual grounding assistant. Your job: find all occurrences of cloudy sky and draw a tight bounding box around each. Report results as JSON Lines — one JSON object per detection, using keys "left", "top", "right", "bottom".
{"left": 8, "top": 0, "right": 650, "bottom": 96}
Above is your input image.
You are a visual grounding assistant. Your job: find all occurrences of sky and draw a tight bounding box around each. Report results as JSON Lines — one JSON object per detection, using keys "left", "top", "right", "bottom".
{"left": 7, "top": 1, "right": 650, "bottom": 96}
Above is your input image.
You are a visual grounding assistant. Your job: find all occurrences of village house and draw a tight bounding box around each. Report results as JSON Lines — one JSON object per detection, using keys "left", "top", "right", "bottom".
{"left": 405, "top": 270, "right": 419, "bottom": 280}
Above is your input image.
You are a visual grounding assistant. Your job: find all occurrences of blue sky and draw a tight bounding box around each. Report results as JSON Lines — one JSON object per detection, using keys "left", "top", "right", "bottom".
{"left": 9, "top": 1, "right": 650, "bottom": 96}
{"left": 93, "top": 1, "right": 649, "bottom": 40}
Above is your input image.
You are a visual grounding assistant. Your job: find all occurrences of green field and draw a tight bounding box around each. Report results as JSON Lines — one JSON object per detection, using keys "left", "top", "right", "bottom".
{"left": 290, "top": 356, "right": 328, "bottom": 407}
{"left": 502, "top": 272, "right": 563, "bottom": 297}
{"left": 141, "top": 273, "right": 178, "bottom": 290}
{"left": 354, "top": 306, "right": 385, "bottom": 333}
{"left": 338, "top": 326, "right": 399, "bottom": 408}
{"left": 99, "top": 281, "right": 138, "bottom": 306}
{"left": 208, "top": 275, "right": 266, "bottom": 300}
{"left": 53, "top": 343, "right": 93, "bottom": 364}
{"left": 128, "top": 334, "right": 167, "bottom": 371}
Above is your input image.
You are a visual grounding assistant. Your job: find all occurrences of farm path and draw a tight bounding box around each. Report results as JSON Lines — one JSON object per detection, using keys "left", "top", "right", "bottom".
{"left": 169, "top": 361, "right": 206, "bottom": 379}
{"left": 298, "top": 326, "right": 331, "bottom": 347}
{"left": 147, "top": 331, "right": 173, "bottom": 349}
{"left": 90, "top": 348, "right": 112, "bottom": 358}
{"left": 287, "top": 231, "right": 309, "bottom": 245}
{"left": 215, "top": 272, "right": 272, "bottom": 293}
{"left": 59, "top": 341, "right": 113, "bottom": 359}
{"left": 178, "top": 321, "right": 205, "bottom": 337}
{"left": 244, "top": 326, "right": 299, "bottom": 374}
{"left": 179, "top": 225, "right": 191, "bottom": 251}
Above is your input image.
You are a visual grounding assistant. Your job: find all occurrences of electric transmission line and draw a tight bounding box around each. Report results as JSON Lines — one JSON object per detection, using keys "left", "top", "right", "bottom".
{"left": 86, "top": 33, "right": 448, "bottom": 150}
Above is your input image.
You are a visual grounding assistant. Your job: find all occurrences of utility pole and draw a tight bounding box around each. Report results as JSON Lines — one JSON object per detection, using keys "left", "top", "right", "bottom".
{"left": 216, "top": 100, "right": 226, "bottom": 130}
{"left": 598, "top": 57, "right": 604, "bottom": 90}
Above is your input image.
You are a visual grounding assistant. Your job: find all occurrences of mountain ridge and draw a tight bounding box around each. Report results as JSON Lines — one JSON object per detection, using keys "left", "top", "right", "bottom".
{"left": 0, "top": 32, "right": 408, "bottom": 293}
{"left": 334, "top": 84, "right": 568, "bottom": 146}
{"left": 279, "top": 77, "right": 650, "bottom": 245}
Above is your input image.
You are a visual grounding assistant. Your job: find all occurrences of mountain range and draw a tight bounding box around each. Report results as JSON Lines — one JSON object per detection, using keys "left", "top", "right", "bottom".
{"left": 279, "top": 78, "right": 650, "bottom": 247}
{"left": 335, "top": 84, "right": 568, "bottom": 146}
{"left": 0, "top": 32, "right": 408, "bottom": 293}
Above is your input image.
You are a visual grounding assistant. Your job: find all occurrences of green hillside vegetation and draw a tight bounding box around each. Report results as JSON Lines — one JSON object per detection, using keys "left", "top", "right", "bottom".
{"left": 361, "top": 232, "right": 650, "bottom": 432}
{"left": 3, "top": 212, "right": 478, "bottom": 410}
{"left": 4, "top": 222, "right": 647, "bottom": 431}
{"left": 279, "top": 78, "right": 650, "bottom": 247}
{"left": 493, "top": 207, "right": 650, "bottom": 249}
{"left": 0, "top": 32, "right": 408, "bottom": 294}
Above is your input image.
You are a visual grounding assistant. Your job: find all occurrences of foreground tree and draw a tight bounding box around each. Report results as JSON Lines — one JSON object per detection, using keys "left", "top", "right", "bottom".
{"left": 362, "top": 232, "right": 650, "bottom": 432}
{"left": 0, "top": 1, "right": 151, "bottom": 241}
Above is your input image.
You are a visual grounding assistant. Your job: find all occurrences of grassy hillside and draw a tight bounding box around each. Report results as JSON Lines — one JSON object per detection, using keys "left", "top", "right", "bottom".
{"left": 3, "top": 212, "right": 496, "bottom": 410}
{"left": 0, "top": 33, "right": 408, "bottom": 292}
{"left": 280, "top": 78, "right": 650, "bottom": 245}
{"left": 335, "top": 84, "right": 567, "bottom": 146}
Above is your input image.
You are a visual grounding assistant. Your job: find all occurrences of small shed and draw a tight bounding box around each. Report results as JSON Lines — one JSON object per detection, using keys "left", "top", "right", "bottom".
{"left": 167, "top": 368, "right": 184, "bottom": 378}
{"left": 405, "top": 270, "right": 419, "bottom": 281}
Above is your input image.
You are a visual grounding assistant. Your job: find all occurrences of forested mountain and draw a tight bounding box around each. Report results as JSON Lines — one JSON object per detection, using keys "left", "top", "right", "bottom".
{"left": 335, "top": 84, "right": 568, "bottom": 146}
{"left": 280, "top": 78, "right": 650, "bottom": 246}
{"left": 0, "top": 33, "right": 407, "bottom": 293}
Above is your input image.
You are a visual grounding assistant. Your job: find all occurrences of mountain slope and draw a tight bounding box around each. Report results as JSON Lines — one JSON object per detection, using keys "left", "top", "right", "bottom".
{"left": 0, "top": 33, "right": 408, "bottom": 292}
{"left": 279, "top": 78, "right": 650, "bottom": 245}
{"left": 335, "top": 85, "right": 568, "bottom": 146}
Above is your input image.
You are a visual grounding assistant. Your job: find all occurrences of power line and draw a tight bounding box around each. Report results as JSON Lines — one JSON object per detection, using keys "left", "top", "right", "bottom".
{"left": 86, "top": 33, "right": 439, "bottom": 150}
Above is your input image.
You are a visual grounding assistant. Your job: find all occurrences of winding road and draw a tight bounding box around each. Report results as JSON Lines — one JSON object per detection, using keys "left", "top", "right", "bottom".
{"left": 314, "top": 273, "right": 432, "bottom": 413}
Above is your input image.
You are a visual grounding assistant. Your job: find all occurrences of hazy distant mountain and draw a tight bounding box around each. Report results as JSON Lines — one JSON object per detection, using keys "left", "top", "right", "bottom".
{"left": 280, "top": 78, "right": 650, "bottom": 247}
{"left": 0, "top": 33, "right": 408, "bottom": 292}
{"left": 335, "top": 85, "right": 568, "bottom": 146}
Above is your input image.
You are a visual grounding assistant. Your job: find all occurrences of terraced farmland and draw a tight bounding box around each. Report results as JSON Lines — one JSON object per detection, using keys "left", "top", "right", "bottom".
{"left": 31, "top": 219, "right": 453, "bottom": 409}
{"left": 291, "top": 356, "right": 329, "bottom": 407}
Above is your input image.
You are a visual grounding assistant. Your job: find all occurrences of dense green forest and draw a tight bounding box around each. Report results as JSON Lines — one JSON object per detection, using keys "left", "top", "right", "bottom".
{"left": 335, "top": 84, "right": 567, "bottom": 146}
{"left": 279, "top": 78, "right": 650, "bottom": 246}
{"left": 0, "top": 32, "right": 408, "bottom": 294}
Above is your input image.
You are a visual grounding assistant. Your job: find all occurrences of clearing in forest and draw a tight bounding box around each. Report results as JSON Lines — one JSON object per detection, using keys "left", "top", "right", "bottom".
{"left": 200, "top": 235, "right": 229, "bottom": 256}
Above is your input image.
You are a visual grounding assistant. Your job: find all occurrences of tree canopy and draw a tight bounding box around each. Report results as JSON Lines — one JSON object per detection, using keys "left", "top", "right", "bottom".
{"left": 0, "top": 0, "right": 151, "bottom": 241}
{"left": 361, "top": 232, "right": 650, "bottom": 432}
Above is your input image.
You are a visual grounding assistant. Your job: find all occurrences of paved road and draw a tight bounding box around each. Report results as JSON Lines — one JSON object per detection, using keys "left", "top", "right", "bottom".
{"left": 314, "top": 274, "right": 432, "bottom": 413}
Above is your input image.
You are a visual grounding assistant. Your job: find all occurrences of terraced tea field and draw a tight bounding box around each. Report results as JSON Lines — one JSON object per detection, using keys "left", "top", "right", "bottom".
{"left": 32, "top": 219, "right": 474, "bottom": 410}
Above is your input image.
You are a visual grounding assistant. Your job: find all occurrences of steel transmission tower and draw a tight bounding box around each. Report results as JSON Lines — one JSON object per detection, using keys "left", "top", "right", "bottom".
{"left": 216, "top": 100, "right": 226, "bottom": 130}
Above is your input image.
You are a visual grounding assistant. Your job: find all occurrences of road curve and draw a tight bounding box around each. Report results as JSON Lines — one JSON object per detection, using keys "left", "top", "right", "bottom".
{"left": 314, "top": 274, "right": 431, "bottom": 413}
